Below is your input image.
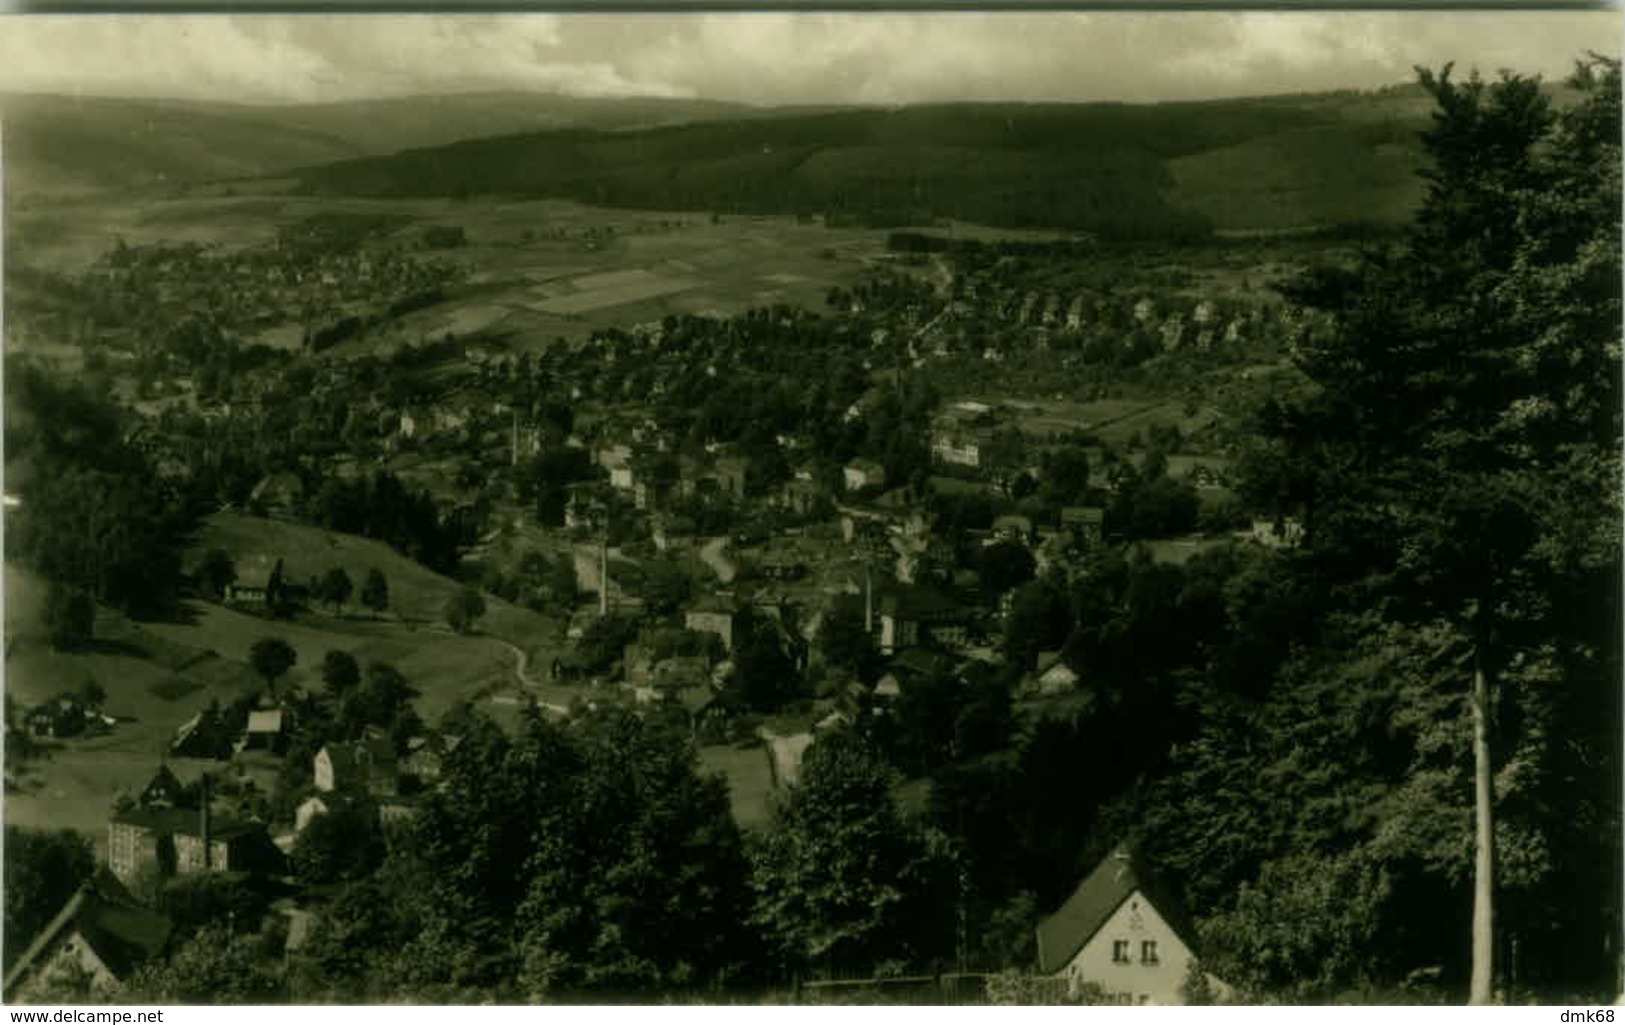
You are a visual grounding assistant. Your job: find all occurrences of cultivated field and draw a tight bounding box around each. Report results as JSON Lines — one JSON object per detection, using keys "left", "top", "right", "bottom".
{"left": 9, "top": 191, "right": 897, "bottom": 356}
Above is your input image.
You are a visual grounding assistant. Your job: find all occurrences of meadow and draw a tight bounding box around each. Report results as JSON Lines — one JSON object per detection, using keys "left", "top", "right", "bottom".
{"left": 2, "top": 511, "right": 586, "bottom": 849}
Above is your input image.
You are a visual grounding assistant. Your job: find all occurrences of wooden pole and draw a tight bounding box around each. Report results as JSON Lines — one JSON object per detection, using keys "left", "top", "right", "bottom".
{"left": 1468, "top": 649, "right": 1495, "bottom": 1005}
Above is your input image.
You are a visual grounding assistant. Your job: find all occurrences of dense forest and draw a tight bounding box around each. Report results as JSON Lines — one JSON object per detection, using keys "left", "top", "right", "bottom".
{"left": 290, "top": 98, "right": 1428, "bottom": 239}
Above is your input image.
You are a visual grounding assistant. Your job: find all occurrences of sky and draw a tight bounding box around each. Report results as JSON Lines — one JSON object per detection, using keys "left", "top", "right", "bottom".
{"left": 0, "top": 12, "right": 1616, "bottom": 107}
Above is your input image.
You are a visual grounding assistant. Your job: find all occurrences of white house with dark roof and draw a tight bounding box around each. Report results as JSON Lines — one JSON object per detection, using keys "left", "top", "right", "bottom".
{"left": 1036, "top": 845, "right": 1227, "bottom": 1005}
{"left": 2, "top": 879, "right": 172, "bottom": 1001}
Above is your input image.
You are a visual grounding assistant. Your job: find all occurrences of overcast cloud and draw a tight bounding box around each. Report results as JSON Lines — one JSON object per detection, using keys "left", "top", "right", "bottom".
{"left": 0, "top": 12, "right": 1615, "bottom": 106}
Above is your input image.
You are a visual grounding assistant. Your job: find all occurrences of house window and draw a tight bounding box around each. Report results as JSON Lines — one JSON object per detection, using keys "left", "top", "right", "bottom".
{"left": 1112, "top": 940, "right": 1131, "bottom": 964}
{"left": 1141, "top": 940, "right": 1160, "bottom": 965}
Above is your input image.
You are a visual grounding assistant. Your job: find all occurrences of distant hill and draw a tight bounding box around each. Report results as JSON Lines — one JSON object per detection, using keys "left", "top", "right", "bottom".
{"left": 286, "top": 90, "right": 1447, "bottom": 238}
{"left": 10, "top": 81, "right": 1587, "bottom": 234}
{"left": 0, "top": 91, "right": 759, "bottom": 197}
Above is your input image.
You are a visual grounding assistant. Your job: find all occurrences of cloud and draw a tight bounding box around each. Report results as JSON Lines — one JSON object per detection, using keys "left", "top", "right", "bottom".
{"left": 0, "top": 12, "right": 1613, "bottom": 106}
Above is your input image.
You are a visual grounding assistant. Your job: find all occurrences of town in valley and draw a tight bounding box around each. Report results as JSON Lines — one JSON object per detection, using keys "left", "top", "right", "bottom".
{"left": 1, "top": 13, "right": 1619, "bottom": 1007}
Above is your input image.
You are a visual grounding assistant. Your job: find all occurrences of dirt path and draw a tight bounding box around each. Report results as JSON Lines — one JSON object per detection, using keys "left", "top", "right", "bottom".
{"left": 490, "top": 637, "right": 570, "bottom": 715}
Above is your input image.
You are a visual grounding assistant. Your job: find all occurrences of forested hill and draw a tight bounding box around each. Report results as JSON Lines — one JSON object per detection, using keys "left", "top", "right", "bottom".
{"left": 289, "top": 88, "right": 1441, "bottom": 237}
{"left": 0, "top": 91, "right": 758, "bottom": 197}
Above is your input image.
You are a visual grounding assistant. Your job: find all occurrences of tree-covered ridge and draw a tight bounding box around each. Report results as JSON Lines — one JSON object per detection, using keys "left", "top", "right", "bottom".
{"left": 1132, "top": 58, "right": 1621, "bottom": 1000}
{"left": 290, "top": 96, "right": 1435, "bottom": 239}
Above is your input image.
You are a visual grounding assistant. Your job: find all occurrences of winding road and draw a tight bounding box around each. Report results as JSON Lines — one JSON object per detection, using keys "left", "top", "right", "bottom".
{"left": 488, "top": 637, "right": 571, "bottom": 715}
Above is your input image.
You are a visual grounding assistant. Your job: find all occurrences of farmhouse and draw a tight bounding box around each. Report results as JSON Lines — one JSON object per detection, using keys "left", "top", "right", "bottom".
{"left": 236, "top": 708, "right": 288, "bottom": 754}
{"left": 314, "top": 739, "right": 399, "bottom": 796}
{"left": 2, "top": 879, "right": 172, "bottom": 1002}
{"left": 169, "top": 706, "right": 232, "bottom": 760}
{"left": 1036, "top": 845, "right": 1223, "bottom": 1005}
{"left": 26, "top": 695, "right": 110, "bottom": 739}
{"left": 138, "top": 764, "right": 188, "bottom": 809}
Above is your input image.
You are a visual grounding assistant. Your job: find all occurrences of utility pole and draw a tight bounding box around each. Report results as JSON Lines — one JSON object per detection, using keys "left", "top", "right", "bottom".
{"left": 199, "top": 772, "right": 213, "bottom": 872}
{"left": 599, "top": 528, "right": 609, "bottom": 617}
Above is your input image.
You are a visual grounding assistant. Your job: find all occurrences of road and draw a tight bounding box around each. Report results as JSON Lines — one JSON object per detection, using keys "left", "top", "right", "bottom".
{"left": 488, "top": 637, "right": 571, "bottom": 715}
{"left": 699, "top": 536, "right": 737, "bottom": 583}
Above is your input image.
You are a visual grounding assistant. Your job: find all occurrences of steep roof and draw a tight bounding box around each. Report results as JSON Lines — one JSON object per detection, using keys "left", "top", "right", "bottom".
{"left": 1035, "top": 845, "right": 1198, "bottom": 975}
{"left": 3, "top": 885, "right": 172, "bottom": 994}
{"left": 246, "top": 709, "right": 285, "bottom": 734}
{"left": 319, "top": 739, "right": 397, "bottom": 781}
{"left": 879, "top": 584, "right": 966, "bottom": 623}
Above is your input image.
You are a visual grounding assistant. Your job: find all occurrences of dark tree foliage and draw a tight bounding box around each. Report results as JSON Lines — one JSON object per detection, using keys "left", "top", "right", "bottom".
{"left": 42, "top": 583, "right": 96, "bottom": 651}
{"left": 318, "top": 566, "right": 353, "bottom": 614}
{"left": 248, "top": 637, "right": 298, "bottom": 697}
{"left": 750, "top": 730, "right": 956, "bottom": 979}
{"left": 3, "top": 827, "right": 95, "bottom": 972}
{"left": 293, "top": 802, "right": 386, "bottom": 885}
{"left": 292, "top": 705, "right": 758, "bottom": 1001}
{"left": 1141, "top": 60, "right": 1622, "bottom": 1000}
{"left": 199, "top": 548, "right": 237, "bottom": 600}
{"left": 322, "top": 649, "right": 362, "bottom": 696}
{"left": 443, "top": 586, "right": 487, "bottom": 635}
{"left": 360, "top": 568, "right": 390, "bottom": 616}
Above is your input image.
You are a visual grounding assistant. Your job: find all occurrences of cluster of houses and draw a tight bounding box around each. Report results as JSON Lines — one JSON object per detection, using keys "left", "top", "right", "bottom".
{"left": 22, "top": 693, "right": 117, "bottom": 741}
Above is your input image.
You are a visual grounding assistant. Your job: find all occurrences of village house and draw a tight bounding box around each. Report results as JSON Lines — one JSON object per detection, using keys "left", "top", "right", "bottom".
{"left": 1025, "top": 650, "right": 1081, "bottom": 697}
{"left": 401, "top": 732, "right": 460, "bottom": 787}
{"left": 842, "top": 459, "right": 887, "bottom": 491}
{"left": 990, "top": 514, "right": 1036, "bottom": 546}
{"left": 1036, "top": 845, "right": 1225, "bottom": 1005}
{"left": 685, "top": 597, "right": 746, "bottom": 653}
{"left": 108, "top": 804, "right": 284, "bottom": 885}
{"left": 236, "top": 707, "right": 288, "bottom": 755}
{"left": 248, "top": 471, "right": 304, "bottom": 520}
{"left": 138, "top": 764, "right": 188, "bottom": 809}
{"left": 1061, "top": 506, "right": 1107, "bottom": 547}
{"left": 314, "top": 739, "right": 399, "bottom": 797}
{"left": 169, "top": 705, "right": 232, "bottom": 760}
{"left": 1247, "top": 517, "right": 1304, "bottom": 549}
{"left": 26, "top": 695, "right": 113, "bottom": 740}
{"left": 2, "top": 878, "right": 172, "bottom": 1001}
{"left": 712, "top": 455, "right": 750, "bottom": 498}
{"left": 652, "top": 512, "right": 699, "bottom": 552}
{"left": 931, "top": 401, "right": 998, "bottom": 470}
{"left": 598, "top": 444, "right": 635, "bottom": 490}
{"left": 878, "top": 584, "right": 973, "bottom": 655}
{"left": 295, "top": 792, "right": 341, "bottom": 834}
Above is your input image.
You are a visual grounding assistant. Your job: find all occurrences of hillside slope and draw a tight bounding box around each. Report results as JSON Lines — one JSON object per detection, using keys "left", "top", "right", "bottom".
{"left": 288, "top": 93, "right": 1440, "bottom": 236}
{"left": 0, "top": 91, "right": 758, "bottom": 197}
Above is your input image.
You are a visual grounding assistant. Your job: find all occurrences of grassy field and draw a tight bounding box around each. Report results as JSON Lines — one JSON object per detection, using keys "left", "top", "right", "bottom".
{"left": 192, "top": 512, "right": 557, "bottom": 644}
{"left": 4, "top": 565, "right": 265, "bottom": 852}
{"left": 9, "top": 194, "right": 887, "bottom": 356}
{"left": 4, "top": 512, "right": 581, "bottom": 848}
{"left": 698, "top": 744, "right": 777, "bottom": 831}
